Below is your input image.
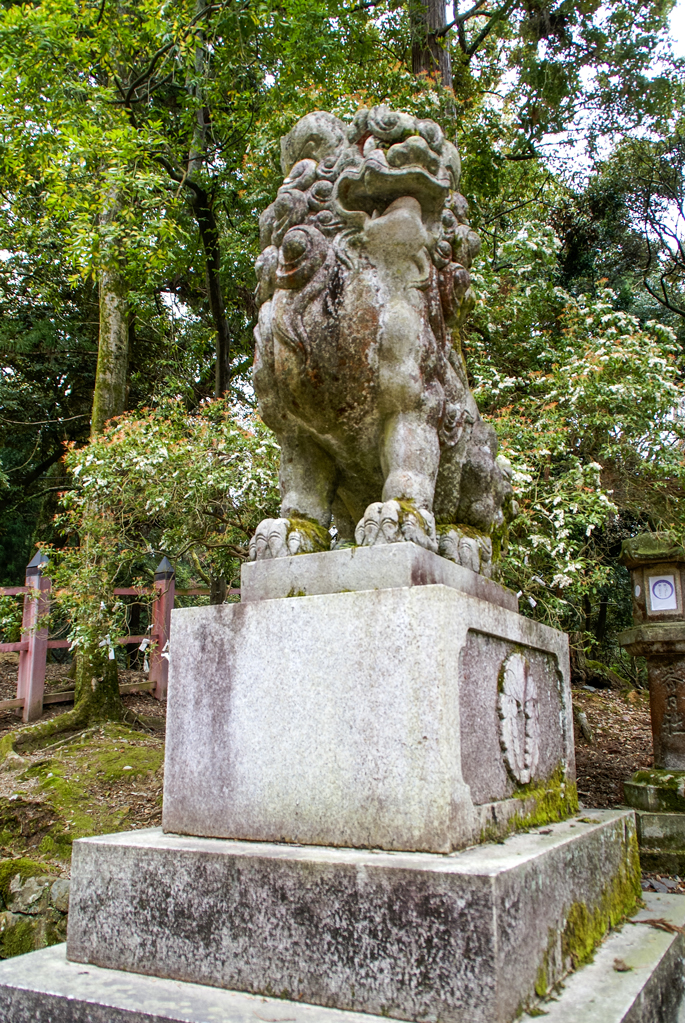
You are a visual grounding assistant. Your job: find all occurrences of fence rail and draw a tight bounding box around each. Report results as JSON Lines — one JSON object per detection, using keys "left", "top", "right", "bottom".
{"left": 0, "top": 553, "right": 236, "bottom": 722}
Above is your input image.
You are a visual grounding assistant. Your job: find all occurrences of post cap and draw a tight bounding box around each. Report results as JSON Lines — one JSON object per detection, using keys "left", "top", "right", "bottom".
{"left": 154, "top": 556, "right": 175, "bottom": 580}
{"left": 620, "top": 532, "right": 685, "bottom": 570}
{"left": 26, "top": 551, "right": 49, "bottom": 577}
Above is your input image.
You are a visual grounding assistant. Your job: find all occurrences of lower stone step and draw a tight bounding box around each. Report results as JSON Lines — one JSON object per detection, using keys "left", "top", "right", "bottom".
{"left": 0, "top": 893, "right": 682, "bottom": 1023}
{"left": 64, "top": 812, "right": 638, "bottom": 1023}
{"left": 522, "top": 892, "right": 685, "bottom": 1022}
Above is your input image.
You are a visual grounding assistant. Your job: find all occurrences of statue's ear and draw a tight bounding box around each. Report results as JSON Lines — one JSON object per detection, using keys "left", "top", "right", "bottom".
{"left": 280, "top": 112, "right": 347, "bottom": 176}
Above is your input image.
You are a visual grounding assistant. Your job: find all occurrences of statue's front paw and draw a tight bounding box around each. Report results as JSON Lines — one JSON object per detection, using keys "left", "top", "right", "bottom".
{"left": 249, "top": 519, "right": 292, "bottom": 560}
{"left": 354, "top": 500, "right": 438, "bottom": 554}
{"left": 249, "top": 518, "right": 331, "bottom": 560}
{"left": 438, "top": 527, "right": 493, "bottom": 577}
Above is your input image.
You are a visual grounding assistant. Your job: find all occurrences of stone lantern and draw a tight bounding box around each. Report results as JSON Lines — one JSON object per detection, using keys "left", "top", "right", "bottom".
{"left": 619, "top": 532, "right": 685, "bottom": 871}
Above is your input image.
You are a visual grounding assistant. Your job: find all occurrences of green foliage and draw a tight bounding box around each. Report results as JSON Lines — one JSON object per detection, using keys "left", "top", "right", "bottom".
{"left": 43, "top": 398, "right": 279, "bottom": 650}
{"left": 0, "top": 0, "right": 681, "bottom": 684}
{"left": 0, "top": 597, "right": 22, "bottom": 644}
{"left": 465, "top": 215, "right": 685, "bottom": 638}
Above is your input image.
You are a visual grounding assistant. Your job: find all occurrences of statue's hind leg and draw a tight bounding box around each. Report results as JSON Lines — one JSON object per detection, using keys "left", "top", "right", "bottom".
{"left": 250, "top": 431, "right": 337, "bottom": 561}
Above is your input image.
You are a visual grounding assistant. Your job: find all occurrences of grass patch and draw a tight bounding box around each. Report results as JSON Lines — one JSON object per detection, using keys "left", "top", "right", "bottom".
{"left": 0, "top": 723, "right": 163, "bottom": 864}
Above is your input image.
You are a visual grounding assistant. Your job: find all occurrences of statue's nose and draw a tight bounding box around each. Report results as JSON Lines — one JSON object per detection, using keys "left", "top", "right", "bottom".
{"left": 386, "top": 136, "right": 441, "bottom": 176}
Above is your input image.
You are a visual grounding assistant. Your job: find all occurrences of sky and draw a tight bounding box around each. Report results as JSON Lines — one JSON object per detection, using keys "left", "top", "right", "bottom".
{"left": 672, "top": 0, "right": 685, "bottom": 55}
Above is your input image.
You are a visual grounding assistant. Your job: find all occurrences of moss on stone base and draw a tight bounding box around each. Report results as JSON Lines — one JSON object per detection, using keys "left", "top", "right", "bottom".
{"left": 561, "top": 828, "right": 641, "bottom": 969}
{"left": 287, "top": 518, "right": 330, "bottom": 553}
{"left": 515, "top": 768, "right": 579, "bottom": 828}
{"left": 534, "top": 960, "right": 548, "bottom": 999}
{"left": 479, "top": 767, "right": 579, "bottom": 845}
{"left": 525, "top": 828, "right": 641, "bottom": 1009}
{"left": 435, "top": 521, "right": 490, "bottom": 541}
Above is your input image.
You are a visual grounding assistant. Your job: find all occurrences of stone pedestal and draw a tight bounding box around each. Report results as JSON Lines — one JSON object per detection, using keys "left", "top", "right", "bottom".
{"left": 0, "top": 543, "right": 651, "bottom": 1022}
{"left": 240, "top": 542, "right": 518, "bottom": 610}
{"left": 5, "top": 889, "right": 685, "bottom": 1023}
{"left": 618, "top": 623, "right": 685, "bottom": 772}
{"left": 163, "top": 545, "right": 575, "bottom": 852}
{"left": 624, "top": 770, "right": 685, "bottom": 872}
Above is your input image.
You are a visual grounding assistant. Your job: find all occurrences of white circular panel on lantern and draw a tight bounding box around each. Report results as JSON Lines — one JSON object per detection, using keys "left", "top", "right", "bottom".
{"left": 648, "top": 574, "right": 678, "bottom": 612}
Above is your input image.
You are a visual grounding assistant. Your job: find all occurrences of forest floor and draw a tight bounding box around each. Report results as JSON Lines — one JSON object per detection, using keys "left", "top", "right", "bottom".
{"left": 0, "top": 655, "right": 680, "bottom": 896}
{"left": 0, "top": 654, "right": 165, "bottom": 874}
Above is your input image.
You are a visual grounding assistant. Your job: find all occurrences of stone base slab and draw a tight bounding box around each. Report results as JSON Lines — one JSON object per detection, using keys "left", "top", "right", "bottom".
{"left": 0, "top": 944, "right": 381, "bottom": 1023}
{"left": 240, "top": 542, "right": 518, "bottom": 611}
{"left": 522, "top": 893, "right": 685, "bottom": 1022}
{"left": 164, "top": 582, "right": 573, "bottom": 852}
{"left": 634, "top": 809, "right": 685, "bottom": 873}
{"left": 4, "top": 880, "right": 673, "bottom": 1023}
{"left": 5, "top": 894, "right": 684, "bottom": 1023}
{"left": 66, "top": 812, "right": 639, "bottom": 1023}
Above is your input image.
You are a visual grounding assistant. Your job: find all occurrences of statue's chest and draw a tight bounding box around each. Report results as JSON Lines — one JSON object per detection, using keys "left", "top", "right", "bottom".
{"left": 272, "top": 269, "right": 382, "bottom": 405}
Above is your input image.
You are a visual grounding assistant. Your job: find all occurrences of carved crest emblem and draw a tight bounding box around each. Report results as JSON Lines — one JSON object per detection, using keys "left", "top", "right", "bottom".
{"left": 498, "top": 652, "right": 540, "bottom": 785}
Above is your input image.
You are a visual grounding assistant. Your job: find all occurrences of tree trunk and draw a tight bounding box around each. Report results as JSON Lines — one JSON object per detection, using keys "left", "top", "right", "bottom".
{"left": 80, "top": 182, "right": 126, "bottom": 723}
{"left": 91, "top": 188, "right": 129, "bottom": 438}
{"left": 91, "top": 265, "right": 129, "bottom": 437}
{"left": 189, "top": 184, "right": 231, "bottom": 397}
{"left": 596, "top": 594, "right": 609, "bottom": 643}
{"left": 209, "top": 577, "right": 227, "bottom": 605}
{"left": 186, "top": 2, "right": 231, "bottom": 398}
{"left": 410, "top": 0, "right": 453, "bottom": 88}
{"left": 8, "top": 636, "right": 123, "bottom": 754}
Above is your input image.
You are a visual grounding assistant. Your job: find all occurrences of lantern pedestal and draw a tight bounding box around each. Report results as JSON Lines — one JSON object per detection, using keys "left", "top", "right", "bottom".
{"left": 619, "top": 534, "right": 685, "bottom": 872}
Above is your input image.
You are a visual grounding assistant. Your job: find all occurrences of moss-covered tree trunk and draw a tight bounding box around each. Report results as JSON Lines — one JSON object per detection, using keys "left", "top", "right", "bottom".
{"left": 73, "top": 643, "right": 122, "bottom": 723}
{"left": 78, "top": 181, "right": 127, "bottom": 725}
{"left": 91, "top": 186, "right": 129, "bottom": 438}
{"left": 1, "top": 641, "right": 123, "bottom": 754}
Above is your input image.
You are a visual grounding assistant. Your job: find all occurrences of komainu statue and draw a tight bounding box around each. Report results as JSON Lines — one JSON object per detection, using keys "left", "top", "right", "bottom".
{"left": 251, "top": 106, "right": 513, "bottom": 576}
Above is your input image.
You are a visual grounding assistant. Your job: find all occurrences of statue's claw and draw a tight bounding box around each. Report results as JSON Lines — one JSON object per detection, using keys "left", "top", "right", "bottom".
{"left": 354, "top": 500, "right": 438, "bottom": 554}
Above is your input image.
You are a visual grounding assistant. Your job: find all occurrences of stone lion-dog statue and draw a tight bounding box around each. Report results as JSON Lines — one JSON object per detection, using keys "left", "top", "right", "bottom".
{"left": 251, "top": 106, "right": 513, "bottom": 576}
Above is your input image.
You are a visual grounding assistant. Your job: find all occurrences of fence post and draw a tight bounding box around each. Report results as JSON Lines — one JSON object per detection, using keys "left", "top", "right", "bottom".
{"left": 16, "top": 552, "right": 50, "bottom": 722}
{"left": 150, "top": 557, "right": 174, "bottom": 701}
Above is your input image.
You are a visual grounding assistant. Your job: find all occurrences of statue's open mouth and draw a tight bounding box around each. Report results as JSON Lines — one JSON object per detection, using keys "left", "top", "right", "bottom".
{"left": 335, "top": 136, "right": 455, "bottom": 224}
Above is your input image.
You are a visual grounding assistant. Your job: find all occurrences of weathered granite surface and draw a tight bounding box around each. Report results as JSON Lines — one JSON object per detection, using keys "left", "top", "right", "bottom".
{"left": 0, "top": 944, "right": 386, "bottom": 1023}
{"left": 241, "top": 541, "right": 518, "bottom": 610}
{"left": 624, "top": 769, "right": 685, "bottom": 812}
{"left": 66, "top": 812, "right": 639, "bottom": 1023}
{"left": 7, "top": 891, "right": 683, "bottom": 1023}
{"left": 250, "top": 107, "right": 513, "bottom": 563}
{"left": 163, "top": 583, "right": 573, "bottom": 851}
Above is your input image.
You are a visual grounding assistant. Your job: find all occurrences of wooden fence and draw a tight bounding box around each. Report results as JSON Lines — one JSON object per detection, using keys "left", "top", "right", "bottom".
{"left": 0, "top": 552, "right": 235, "bottom": 722}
